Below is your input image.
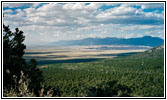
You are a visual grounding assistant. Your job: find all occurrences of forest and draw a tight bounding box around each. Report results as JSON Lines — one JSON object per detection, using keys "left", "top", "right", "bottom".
{"left": 40, "top": 55, "right": 164, "bottom": 97}
{"left": 3, "top": 25, "right": 164, "bottom": 97}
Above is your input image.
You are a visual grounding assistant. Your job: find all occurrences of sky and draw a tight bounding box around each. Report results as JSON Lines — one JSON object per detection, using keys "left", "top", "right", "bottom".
{"left": 3, "top": 2, "right": 164, "bottom": 45}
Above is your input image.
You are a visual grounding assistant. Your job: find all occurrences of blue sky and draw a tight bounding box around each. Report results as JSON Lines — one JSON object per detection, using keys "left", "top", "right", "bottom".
{"left": 3, "top": 3, "right": 164, "bottom": 45}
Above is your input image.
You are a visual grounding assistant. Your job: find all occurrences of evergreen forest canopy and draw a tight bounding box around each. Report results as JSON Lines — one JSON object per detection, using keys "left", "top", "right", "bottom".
{"left": 3, "top": 25, "right": 164, "bottom": 97}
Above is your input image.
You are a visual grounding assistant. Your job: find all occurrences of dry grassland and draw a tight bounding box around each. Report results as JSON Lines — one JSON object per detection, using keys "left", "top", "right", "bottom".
{"left": 24, "top": 45, "right": 148, "bottom": 61}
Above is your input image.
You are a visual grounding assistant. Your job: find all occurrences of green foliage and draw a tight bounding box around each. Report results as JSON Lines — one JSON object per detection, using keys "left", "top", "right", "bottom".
{"left": 25, "top": 59, "right": 44, "bottom": 96}
{"left": 3, "top": 25, "right": 43, "bottom": 96}
{"left": 3, "top": 25, "right": 26, "bottom": 88}
{"left": 129, "top": 45, "right": 164, "bottom": 59}
{"left": 40, "top": 56, "right": 164, "bottom": 97}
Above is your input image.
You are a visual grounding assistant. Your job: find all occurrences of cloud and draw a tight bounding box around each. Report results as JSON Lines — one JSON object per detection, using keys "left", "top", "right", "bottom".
{"left": 95, "top": 4, "right": 163, "bottom": 25}
{"left": 3, "top": 3, "right": 32, "bottom": 8}
{"left": 31, "top": 3, "right": 41, "bottom": 8}
{"left": 3, "top": 9, "right": 13, "bottom": 13}
{"left": 121, "top": 25, "right": 163, "bottom": 31}
{"left": 3, "top": 3, "right": 42, "bottom": 8}
{"left": 62, "top": 3, "right": 102, "bottom": 10}
{"left": 106, "top": 5, "right": 136, "bottom": 16}
{"left": 104, "top": 3, "right": 121, "bottom": 6}
{"left": 140, "top": 3, "right": 164, "bottom": 9}
{"left": 3, "top": 3, "right": 164, "bottom": 45}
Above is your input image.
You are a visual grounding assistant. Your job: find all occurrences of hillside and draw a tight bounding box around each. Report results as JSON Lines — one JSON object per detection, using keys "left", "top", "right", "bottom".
{"left": 50, "top": 36, "right": 164, "bottom": 47}
{"left": 129, "top": 44, "right": 164, "bottom": 58}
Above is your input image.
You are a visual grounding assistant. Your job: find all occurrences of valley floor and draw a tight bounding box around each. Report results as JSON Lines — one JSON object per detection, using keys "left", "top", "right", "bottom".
{"left": 24, "top": 45, "right": 150, "bottom": 64}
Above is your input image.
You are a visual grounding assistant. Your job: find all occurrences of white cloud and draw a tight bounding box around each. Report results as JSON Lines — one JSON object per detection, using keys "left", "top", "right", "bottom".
{"left": 95, "top": 4, "right": 163, "bottom": 25}
{"left": 3, "top": 3, "right": 41, "bottom": 8}
{"left": 32, "top": 3, "right": 41, "bottom": 8}
{"left": 96, "top": 5, "right": 137, "bottom": 18}
{"left": 104, "top": 3, "right": 120, "bottom": 6}
{"left": 62, "top": 3, "right": 102, "bottom": 10}
{"left": 123, "top": 33, "right": 142, "bottom": 38}
{"left": 145, "top": 29, "right": 164, "bottom": 38}
{"left": 3, "top": 3, "right": 164, "bottom": 45}
{"left": 121, "top": 25, "right": 163, "bottom": 31}
{"left": 3, "top": 9, "right": 13, "bottom": 13}
{"left": 63, "top": 3, "right": 85, "bottom": 10}
{"left": 140, "top": 3, "right": 164, "bottom": 9}
{"left": 3, "top": 3, "right": 32, "bottom": 8}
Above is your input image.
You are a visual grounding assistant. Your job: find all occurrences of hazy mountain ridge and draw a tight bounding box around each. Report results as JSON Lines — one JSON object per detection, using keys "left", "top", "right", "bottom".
{"left": 50, "top": 36, "right": 163, "bottom": 47}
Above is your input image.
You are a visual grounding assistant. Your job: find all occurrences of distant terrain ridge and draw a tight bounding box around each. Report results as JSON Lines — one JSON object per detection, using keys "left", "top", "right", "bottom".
{"left": 50, "top": 36, "right": 163, "bottom": 47}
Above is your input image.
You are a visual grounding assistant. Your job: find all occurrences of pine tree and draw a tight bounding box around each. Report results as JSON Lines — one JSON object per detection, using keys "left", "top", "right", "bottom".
{"left": 3, "top": 25, "right": 43, "bottom": 96}
{"left": 3, "top": 25, "right": 26, "bottom": 88}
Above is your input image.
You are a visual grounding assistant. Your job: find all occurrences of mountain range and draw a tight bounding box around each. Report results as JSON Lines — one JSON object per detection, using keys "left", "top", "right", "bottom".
{"left": 50, "top": 36, "right": 164, "bottom": 47}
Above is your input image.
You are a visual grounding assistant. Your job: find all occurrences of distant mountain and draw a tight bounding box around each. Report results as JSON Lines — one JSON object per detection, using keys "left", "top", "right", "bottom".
{"left": 50, "top": 36, "right": 164, "bottom": 47}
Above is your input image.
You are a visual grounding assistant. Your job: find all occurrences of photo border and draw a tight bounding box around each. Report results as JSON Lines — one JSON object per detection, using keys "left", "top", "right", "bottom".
{"left": 1, "top": 0, "right": 166, "bottom": 99}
